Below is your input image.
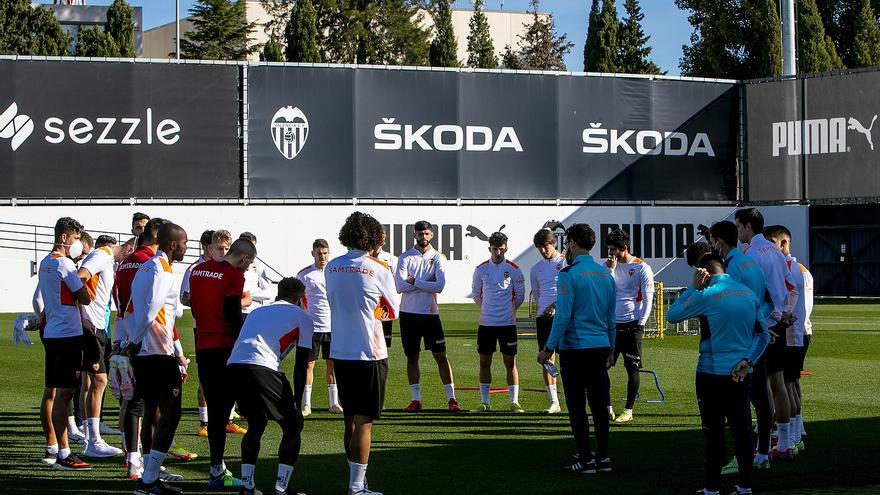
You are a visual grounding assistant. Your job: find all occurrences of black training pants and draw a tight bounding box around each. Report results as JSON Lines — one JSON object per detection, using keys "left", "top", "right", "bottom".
{"left": 696, "top": 372, "right": 753, "bottom": 492}
{"left": 559, "top": 347, "right": 611, "bottom": 462}
{"left": 197, "top": 348, "right": 235, "bottom": 466}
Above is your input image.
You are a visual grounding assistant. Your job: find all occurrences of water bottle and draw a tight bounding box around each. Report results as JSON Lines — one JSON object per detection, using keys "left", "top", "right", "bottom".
{"left": 542, "top": 361, "right": 559, "bottom": 378}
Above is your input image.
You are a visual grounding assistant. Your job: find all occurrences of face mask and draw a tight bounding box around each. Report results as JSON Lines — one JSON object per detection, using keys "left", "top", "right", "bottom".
{"left": 66, "top": 240, "right": 83, "bottom": 260}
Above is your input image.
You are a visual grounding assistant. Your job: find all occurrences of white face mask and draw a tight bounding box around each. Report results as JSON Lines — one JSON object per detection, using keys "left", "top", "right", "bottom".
{"left": 66, "top": 240, "right": 84, "bottom": 260}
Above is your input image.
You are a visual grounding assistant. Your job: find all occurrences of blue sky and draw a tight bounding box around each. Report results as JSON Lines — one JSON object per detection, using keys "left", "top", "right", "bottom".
{"left": 79, "top": 0, "right": 692, "bottom": 75}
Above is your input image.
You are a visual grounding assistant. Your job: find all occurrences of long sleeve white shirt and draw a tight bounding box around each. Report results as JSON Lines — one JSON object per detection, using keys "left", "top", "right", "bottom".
{"left": 395, "top": 247, "right": 447, "bottom": 315}
{"left": 129, "top": 251, "right": 179, "bottom": 357}
{"left": 743, "top": 234, "right": 798, "bottom": 322}
{"left": 610, "top": 257, "right": 655, "bottom": 326}
{"left": 529, "top": 254, "right": 565, "bottom": 316}
{"left": 296, "top": 264, "right": 331, "bottom": 335}
{"left": 472, "top": 258, "right": 525, "bottom": 327}
{"left": 786, "top": 255, "right": 813, "bottom": 345}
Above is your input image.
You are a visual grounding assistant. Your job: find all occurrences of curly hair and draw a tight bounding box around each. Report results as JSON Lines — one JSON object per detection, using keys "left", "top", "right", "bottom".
{"left": 604, "top": 229, "right": 630, "bottom": 250}
{"left": 338, "top": 212, "right": 385, "bottom": 252}
{"left": 566, "top": 223, "right": 596, "bottom": 250}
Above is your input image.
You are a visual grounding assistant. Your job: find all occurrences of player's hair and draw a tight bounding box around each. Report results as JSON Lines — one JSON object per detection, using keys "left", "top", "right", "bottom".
{"left": 488, "top": 232, "right": 508, "bottom": 247}
{"left": 533, "top": 228, "right": 555, "bottom": 247}
{"left": 735, "top": 208, "right": 764, "bottom": 234}
{"left": 80, "top": 231, "right": 94, "bottom": 249}
{"left": 132, "top": 212, "right": 150, "bottom": 223}
{"left": 54, "top": 217, "right": 83, "bottom": 241}
{"left": 239, "top": 232, "right": 257, "bottom": 244}
{"left": 763, "top": 225, "right": 791, "bottom": 241}
{"left": 709, "top": 221, "right": 738, "bottom": 248}
{"left": 276, "top": 277, "right": 305, "bottom": 301}
{"left": 229, "top": 238, "right": 256, "bottom": 258}
{"left": 157, "top": 222, "right": 185, "bottom": 247}
{"left": 139, "top": 217, "right": 169, "bottom": 246}
{"left": 604, "top": 229, "right": 630, "bottom": 250}
{"left": 95, "top": 235, "right": 118, "bottom": 248}
{"left": 566, "top": 223, "right": 596, "bottom": 250}
{"left": 212, "top": 229, "right": 232, "bottom": 246}
{"left": 338, "top": 212, "right": 385, "bottom": 252}
{"left": 686, "top": 242, "right": 713, "bottom": 267}
{"left": 413, "top": 220, "right": 433, "bottom": 232}
{"left": 698, "top": 253, "right": 726, "bottom": 274}
{"left": 312, "top": 238, "right": 329, "bottom": 250}
{"left": 199, "top": 229, "right": 215, "bottom": 247}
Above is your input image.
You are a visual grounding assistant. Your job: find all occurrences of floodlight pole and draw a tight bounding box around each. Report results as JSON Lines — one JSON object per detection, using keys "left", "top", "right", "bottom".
{"left": 175, "top": 0, "right": 180, "bottom": 60}
{"left": 781, "top": 0, "right": 796, "bottom": 76}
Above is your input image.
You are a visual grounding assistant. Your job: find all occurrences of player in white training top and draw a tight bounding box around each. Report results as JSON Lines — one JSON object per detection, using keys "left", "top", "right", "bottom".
{"left": 395, "top": 221, "right": 460, "bottom": 413}
{"left": 604, "top": 229, "right": 654, "bottom": 424}
{"left": 239, "top": 232, "right": 274, "bottom": 317}
{"left": 371, "top": 235, "right": 398, "bottom": 350}
{"left": 529, "top": 228, "right": 566, "bottom": 414}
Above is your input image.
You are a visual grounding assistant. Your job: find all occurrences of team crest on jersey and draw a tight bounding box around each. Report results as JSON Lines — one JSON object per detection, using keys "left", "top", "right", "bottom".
{"left": 271, "top": 106, "right": 309, "bottom": 159}
{"left": 504, "top": 271, "right": 510, "bottom": 279}
{"left": 92, "top": 362, "right": 100, "bottom": 372}
{"left": 172, "top": 388, "right": 180, "bottom": 397}
{"left": 629, "top": 268, "right": 636, "bottom": 276}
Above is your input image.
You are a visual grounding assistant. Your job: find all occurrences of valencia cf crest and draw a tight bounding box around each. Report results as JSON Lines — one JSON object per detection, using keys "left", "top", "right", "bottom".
{"left": 504, "top": 271, "right": 510, "bottom": 279}
{"left": 271, "top": 106, "right": 309, "bottom": 159}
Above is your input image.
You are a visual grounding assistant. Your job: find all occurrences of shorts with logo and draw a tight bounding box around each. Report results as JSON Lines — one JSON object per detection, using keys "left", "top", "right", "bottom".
{"left": 309, "top": 332, "right": 332, "bottom": 361}
{"left": 82, "top": 329, "right": 111, "bottom": 374}
{"left": 765, "top": 322, "right": 788, "bottom": 374}
{"left": 536, "top": 315, "right": 553, "bottom": 351}
{"left": 334, "top": 359, "right": 388, "bottom": 419}
{"left": 229, "top": 364, "right": 303, "bottom": 423}
{"left": 130, "top": 355, "right": 183, "bottom": 403}
{"left": 44, "top": 335, "right": 83, "bottom": 388}
{"left": 382, "top": 320, "right": 393, "bottom": 348}
{"left": 400, "top": 312, "right": 446, "bottom": 357}
{"left": 477, "top": 325, "right": 518, "bottom": 356}
{"left": 612, "top": 321, "right": 643, "bottom": 369}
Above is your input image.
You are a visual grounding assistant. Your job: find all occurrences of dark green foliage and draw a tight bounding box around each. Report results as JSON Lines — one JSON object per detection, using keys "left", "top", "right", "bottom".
{"left": 181, "top": 0, "right": 260, "bottom": 61}
{"left": 285, "top": 0, "right": 321, "bottom": 62}
{"left": 106, "top": 0, "right": 135, "bottom": 57}
{"left": 429, "top": 0, "right": 458, "bottom": 67}
{"left": 466, "top": 0, "right": 497, "bottom": 68}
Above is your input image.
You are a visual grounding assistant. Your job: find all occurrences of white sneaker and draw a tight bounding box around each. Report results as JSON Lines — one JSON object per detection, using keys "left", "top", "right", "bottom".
{"left": 68, "top": 428, "right": 86, "bottom": 445}
{"left": 301, "top": 405, "right": 312, "bottom": 417}
{"left": 41, "top": 448, "right": 57, "bottom": 465}
{"left": 83, "top": 440, "right": 123, "bottom": 458}
{"left": 543, "top": 402, "right": 562, "bottom": 414}
{"left": 328, "top": 403, "right": 344, "bottom": 414}
{"left": 99, "top": 422, "right": 122, "bottom": 436}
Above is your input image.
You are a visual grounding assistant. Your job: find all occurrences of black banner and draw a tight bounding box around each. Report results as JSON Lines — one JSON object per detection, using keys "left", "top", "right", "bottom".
{"left": 0, "top": 60, "right": 240, "bottom": 198}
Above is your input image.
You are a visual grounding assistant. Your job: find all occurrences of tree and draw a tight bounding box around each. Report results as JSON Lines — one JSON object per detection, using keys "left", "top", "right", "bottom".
{"left": 285, "top": 0, "right": 321, "bottom": 62}
{"left": 592, "top": 0, "right": 619, "bottom": 72}
{"left": 798, "top": 0, "right": 844, "bottom": 73}
{"left": 76, "top": 27, "right": 120, "bottom": 57}
{"left": 261, "top": 35, "right": 284, "bottom": 61}
{"left": 260, "top": 0, "right": 294, "bottom": 42}
{"left": 500, "top": 44, "right": 522, "bottom": 69}
{"left": 373, "top": 0, "right": 431, "bottom": 66}
{"left": 181, "top": 0, "right": 260, "bottom": 60}
{"left": 106, "top": 0, "right": 135, "bottom": 57}
{"left": 677, "top": 0, "right": 744, "bottom": 78}
{"left": 429, "top": 0, "right": 458, "bottom": 67}
{"left": 513, "top": 0, "right": 573, "bottom": 71}
{"left": 583, "top": 0, "right": 601, "bottom": 71}
{"left": 742, "top": 0, "right": 782, "bottom": 77}
{"left": 851, "top": 0, "right": 880, "bottom": 67}
{"left": 617, "top": 0, "right": 661, "bottom": 74}
{"left": 0, "top": 0, "right": 70, "bottom": 56}
{"left": 466, "top": 0, "right": 497, "bottom": 68}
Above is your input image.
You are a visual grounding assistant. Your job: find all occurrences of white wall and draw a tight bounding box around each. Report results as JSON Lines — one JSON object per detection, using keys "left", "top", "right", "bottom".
{"left": 0, "top": 204, "right": 808, "bottom": 313}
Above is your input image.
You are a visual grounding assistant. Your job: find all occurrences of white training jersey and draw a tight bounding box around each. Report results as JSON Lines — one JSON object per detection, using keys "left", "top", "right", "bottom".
{"left": 38, "top": 252, "right": 85, "bottom": 339}
{"left": 472, "top": 259, "right": 526, "bottom": 327}
{"left": 129, "top": 251, "right": 178, "bottom": 356}
{"left": 743, "top": 234, "right": 798, "bottom": 323}
{"left": 610, "top": 257, "right": 655, "bottom": 325}
{"left": 227, "top": 301, "right": 314, "bottom": 372}
{"left": 180, "top": 256, "right": 208, "bottom": 299}
{"left": 395, "top": 247, "right": 447, "bottom": 315}
{"left": 80, "top": 246, "right": 115, "bottom": 331}
{"left": 297, "top": 264, "right": 331, "bottom": 335}
{"left": 243, "top": 259, "right": 274, "bottom": 314}
{"left": 529, "top": 254, "right": 565, "bottom": 316}
{"left": 326, "top": 250, "right": 400, "bottom": 361}
{"left": 786, "top": 256, "right": 814, "bottom": 344}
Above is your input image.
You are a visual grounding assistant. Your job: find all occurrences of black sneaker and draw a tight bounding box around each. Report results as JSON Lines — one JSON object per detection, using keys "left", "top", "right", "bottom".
{"left": 564, "top": 459, "right": 597, "bottom": 474}
{"left": 239, "top": 487, "right": 263, "bottom": 495}
{"left": 273, "top": 490, "right": 307, "bottom": 495}
{"left": 133, "top": 479, "right": 183, "bottom": 495}
{"left": 597, "top": 457, "right": 612, "bottom": 473}
{"left": 53, "top": 455, "right": 92, "bottom": 471}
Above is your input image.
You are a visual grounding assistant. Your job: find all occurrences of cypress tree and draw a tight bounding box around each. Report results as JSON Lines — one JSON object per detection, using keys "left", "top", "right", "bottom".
{"left": 0, "top": 0, "right": 70, "bottom": 56}
{"left": 593, "top": 0, "right": 619, "bottom": 72}
{"left": 285, "top": 0, "right": 321, "bottom": 62}
{"left": 466, "top": 0, "right": 497, "bottom": 68}
{"left": 851, "top": 0, "right": 880, "bottom": 67}
{"left": 515, "top": 0, "right": 573, "bottom": 71}
{"left": 501, "top": 44, "right": 522, "bottom": 69}
{"left": 181, "top": 0, "right": 259, "bottom": 60}
{"left": 429, "top": 0, "right": 459, "bottom": 67}
{"left": 261, "top": 35, "right": 284, "bottom": 61}
{"left": 743, "top": 0, "right": 782, "bottom": 78}
{"left": 106, "top": 0, "right": 135, "bottom": 57}
{"left": 583, "top": 0, "right": 601, "bottom": 71}
{"left": 798, "top": 0, "right": 845, "bottom": 73}
{"left": 76, "top": 27, "right": 121, "bottom": 57}
{"left": 617, "top": 0, "right": 661, "bottom": 74}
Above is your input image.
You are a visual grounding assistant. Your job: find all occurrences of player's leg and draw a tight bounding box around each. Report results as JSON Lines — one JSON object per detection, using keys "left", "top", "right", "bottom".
{"left": 197, "top": 385, "right": 208, "bottom": 437}
{"left": 783, "top": 346, "right": 802, "bottom": 454}
{"left": 501, "top": 325, "right": 522, "bottom": 412}
{"left": 321, "top": 334, "right": 342, "bottom": 413}
{"left": 696, "top": 373, "right": 726, "bottom": 495}
{"left": 608, "top": 328, "right": 626, "bottom": 420}
{"left": 83, "top": 330, "right": 120, "bottom": 457}
{"left": 425, "top": 314, "right": 457, "bottom": 411}
{"left": 137, "top": 357, "right": 183, "bottom": 493}
{"left": 617, "top": 323, "right": 642, "bottom": 423}
{"left": 767, "top": 331, "right": 792, "bottom": 460}
{"left": 476, "top": 326, "right": 494, "bottom": 411}
{"left": 558, "top": 349, "right": 594, "bottom": 472}
{"left": 749, "top": 353, "right": 772, "bottom": 467}
{"left": 292, "top": 345, "right": 310, "bottom": 411}
{"left": 48, "top": 335, "right": 91, "bottom": 470}
{"left": 728, "top": 375, "right": 754, "bottom": 495}
{"left": 536, "top": 315, "right": 560, "bottom": 413}
{"left": 585, "top": 348, "right": 611, "bottom": 467}
{"left": 400, "top": 313, "right": 423, "bottom": 412}
{"left": 275, "top": 374, "right": 304, "bottom": 495}
{"left": 795, "top": 334, "right": 810, "bottom": 442}
{"left": 348, "top": 416, "right": 374, "bottom": 495}
{"left": 198, "top": 349, "right": 241, "bottom": 486}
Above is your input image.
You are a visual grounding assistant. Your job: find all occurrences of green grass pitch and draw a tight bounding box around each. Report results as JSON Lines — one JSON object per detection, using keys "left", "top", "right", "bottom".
{"left": 0, "top": 301, "right": 878, "bottom": 494}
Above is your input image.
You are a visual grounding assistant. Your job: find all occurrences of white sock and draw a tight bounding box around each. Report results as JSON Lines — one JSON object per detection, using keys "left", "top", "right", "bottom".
{"left": 608, "top": 405, "right": 615, "bottom": 416}
{"left": 88, "top": 417, "right": 103, "bottom": 443}
{"left": 142, "top": 450, "right": 166, "bottom": 484}
{"left": 241, "top": 463, "right": 256, "bottom": 489}
{"left": 229, "top": 408, "right": 236, "bottom": 421}
{"left": 47, "top": 443, "right": 59, "bottom": 455}
{"left": 210, "top": 461, "right": 227, "bottom": 478}
{"left": 444, "top": 383, "right": 456, "bottom": 401}
{"left": 754, "top": 452, "right": 768, "bottom": 463}
{"left": 198, "top": 407, "right": 208, "bottom": 423}
{"left": 127, "top": 451, "right": 141, "bottom": 465}
{"left": 776, "top": 421, "right": 790, "bottom": 452}
{"left": 302, "top": 385, "right": 313, "bottom": 407}
{"left": 547, "top": 384, "right": 559, "bottom": 404}
{"left": 328, "top": 384, "right": 339, "bottom": 406}
{"left": 67, "top": 416, "right": 80, "bottom": 434}
{"left": 508, "top": 385, "right": 519, "bottom": 405}
{"left": 348, "top": 460, "right": 367, "bottom": 492}
{"left": 792, "top": 417, "right": 802, "bottom": 444}
{"left": 59, "top": 447, "right": 71, "bottom": 459}
{"left": 797, "top": 413, "right": 806, "bottom": 435}
{"left": 410, "top": 384, "right": 421, "bottom": 402}
{"left": 479, "top": 383, "right": 491, "bottom": 404}
{"left": 81, "top": 420, "right": 90, "bottom": 442}
{"left": 275, "top": 463, "right": 294, "bottom": 491}
{"left": 623, "top": 408, "right": 633, "bottom": 415}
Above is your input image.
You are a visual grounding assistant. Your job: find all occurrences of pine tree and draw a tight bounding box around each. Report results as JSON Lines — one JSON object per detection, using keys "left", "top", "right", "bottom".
{"left": 373, "top": 0, "right": 430, "bottom": 66}
{"left": 261, "top": 35, "right": 284, "bottom": 61}
{"left": 798, "top": 0, "right": 845, "bottom": 73}
{"left": 106, "top": 0, "right": 135, "bottom": 57}
{"left": 514, "top": 0, "right": 573, "bottom": 71}
{"left": 76, "top": 27, "right": 121, "bottom": 57}
{"left": 501, "top": 44, "right": 522, "bottom": 69}
{"left": 181, "top": 0, "right": 260, "bottom": 60}
{"left": 851, "top": 0, "right": 880, "bottom": 67}
{"left": 429, "top": 0, "right": 459, "bottom": 67}
{"left": 618, "top": 0, "right": 661, "bottom": 74}
{"left": 743, "top": 0, "right": 782, "bottom": 78}
{"left": 286, "top": 0, "right": 321, "bottom": 62}
{"left": 466, "top": 0, "right": 497, "bottom": 68}
{"left": 0, "top": 0, "right": 70, "bottom": 56}
{"left": 592, "top": 0, "right": 619, "bottom": 72}
{"left": 583, "top": 0, "right": 601, "bottom": 71}
{"left": 260, "top": 0, "right": 295, "bottom": 42}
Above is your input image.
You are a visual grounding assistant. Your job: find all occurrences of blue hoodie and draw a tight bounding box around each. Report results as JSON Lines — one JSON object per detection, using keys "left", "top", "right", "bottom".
{"left": 544, "top": 254, "right": 616, "bottom": 352}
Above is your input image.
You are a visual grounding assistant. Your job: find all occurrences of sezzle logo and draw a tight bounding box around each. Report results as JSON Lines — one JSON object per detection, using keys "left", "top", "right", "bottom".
{"left": 0, "top": 102, "right": 34, "bottom": 151}
{"left": 271, "top": 106, "right": 309, "bottom": 159}
{"left": 772, "top": 114, "right": 877, "bottom": 156}
{"left": 374, "top": 118, "right": 523, "bottom": 152}
{"left": 582, "top": 123, "right": 715, "bottom": 156}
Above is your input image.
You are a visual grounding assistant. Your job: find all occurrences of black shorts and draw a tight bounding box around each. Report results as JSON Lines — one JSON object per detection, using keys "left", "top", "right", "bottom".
{"left": 309, "top": 333, "right": 331, "bottom": 361}
{"left": 783, "top": 345, "right": 805, "bottom": 382}
{"left": 798, "top": 334, "right": 811, "bottom": 372}
{"left": 82, "top": 330, "right": 110, "bottom": 374}
{"left": 228, "top": 364, "right": 301, "bottom": 422}
{"left": 477, "top": 325, "right": 518, "bottom": 356}
{"left": 382, "top": 320, "right": 393, "bottom": 348}
{"left": 334, "top": 359, "right": 388, "bottom": 419}
{"left": 44, "top": 335, "right": 83, "bottom": 388}
{"left": 536, "top": 316, "right": 553, "bottom": 351}
{"left": 613, "top": 322, "right": 643, "bottom": 369}
{"left": 399, "top": 312, "right": 446, "bottom": 357}
{"left": 131, "top": 355, "right": 182, "bottom": 402}
{"left": 765, "top": 322, "right": 788, "bottom": 374}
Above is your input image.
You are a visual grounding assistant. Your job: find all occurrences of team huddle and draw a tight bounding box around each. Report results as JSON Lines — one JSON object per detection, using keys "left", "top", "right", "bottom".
{"left": 28, "top": 207, "right": 812, "bottom": 495}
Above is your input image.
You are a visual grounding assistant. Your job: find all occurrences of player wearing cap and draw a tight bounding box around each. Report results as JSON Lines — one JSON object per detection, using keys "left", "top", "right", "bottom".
{"left": 326, "top": 212, "right": 400, "bottom": 495}
{"left": 395, "top": 221, "right": 460, "bottom": 413}
{"left": 228, "top": 278, "right": 313, "bottom": 495}
{"left": 529, "top": 228, "right": 565, "bottom": 414}
{"left": 472, "top": 232, "right": 526, "bottom": 413}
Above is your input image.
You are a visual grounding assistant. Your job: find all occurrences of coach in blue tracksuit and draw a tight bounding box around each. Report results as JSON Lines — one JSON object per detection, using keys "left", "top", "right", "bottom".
{"left": 667, "top": 253, "right": 770, "bottom": 495}
{"left": 538, "top": 223, "right": 616, "bottom": 475}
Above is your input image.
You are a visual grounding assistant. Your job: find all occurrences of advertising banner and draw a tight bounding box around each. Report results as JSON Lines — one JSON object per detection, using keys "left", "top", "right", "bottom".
{"left": 0, "top": 60, "right": 240, "bottom": 198}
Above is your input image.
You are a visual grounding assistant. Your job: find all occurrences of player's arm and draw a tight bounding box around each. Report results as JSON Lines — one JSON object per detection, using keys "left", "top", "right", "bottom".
{"left": 64, "top": 266, "right": 91, "bottom": 306}
{"left": 637, "top": 265, "right": 655, "bottom": 326}
{"left": 32, "top": 285, "right": 44, "bottom": 315}
{"left": 471, "top": 267, "right": 482, "bottom": 305}
{"left": 544, "top": 271, "right": 573, "bottom": 352}
{"left": 76, "top": 266, "right": 93, "bottom": 285}
{"left": 666, "top": 269, "right": 710, "bottom": 323}
{"left": 746, "top": 295, "right": 771, "bottom": 365}
{"left": 414, "top": 256, "right": 447, "bottom": 293}
{"left": 782, "top": 259, "right": 799, "bottom": 316}
{"left": 529, "top": 268, "right": 540, "bottom": 304}
{"left": 512, "top": 270, "right": 525, "bottom": 310}
{"left": 130, "top": 270, "right": 166, "bottom": 345}
{"left": 377, "top": 268, "right": 402, "bottom": 321}
{"left": 394, "top": 257, "right": 418, "bottom": 293}
{"left": 241, "top": 291, "right": 253, "bottom": 308}
{"left": 228, "top": 273, "right": 247, "bottom": 334}
{"left": 179, "top": 267, "right": 193, "bottom": 307}
{"left": 606, "top": 278, "right": 617, "bottom": 350}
